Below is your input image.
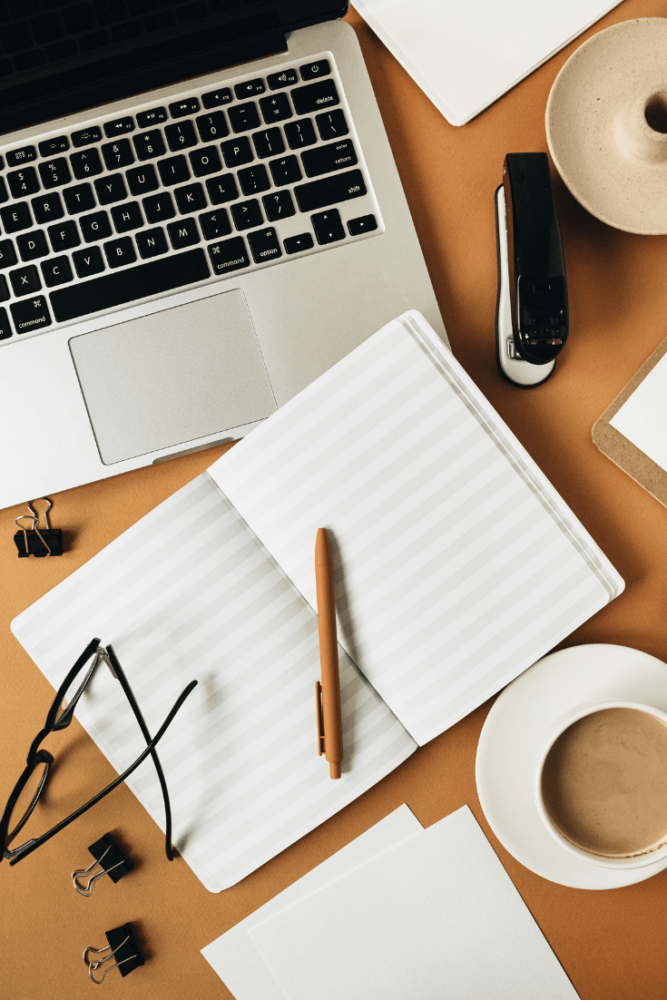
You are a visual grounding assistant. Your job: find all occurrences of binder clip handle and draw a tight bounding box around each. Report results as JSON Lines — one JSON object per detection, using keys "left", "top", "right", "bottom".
{"left": 83, "top": 924, "right": 144, "bottom": 984}
{"left": 72, "top": 834, "right": 132, "bottom": 897}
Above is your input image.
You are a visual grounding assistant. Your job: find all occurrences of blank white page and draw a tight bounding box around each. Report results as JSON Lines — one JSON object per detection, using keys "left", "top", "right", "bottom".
{"left": 609, "top": 350, "right": 667, "bottom": 472}
{"left": 210, "top": 311, "right": 623, "bottom": 746}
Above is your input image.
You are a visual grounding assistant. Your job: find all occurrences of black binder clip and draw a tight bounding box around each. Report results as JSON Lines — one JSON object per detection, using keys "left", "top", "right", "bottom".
{"left": 83, "top": 924, "right": 144, "bottom": 984}
{"left": 495, "top": 152, "right": 569, "bottom": 387}
{"left": 13, "top": 498, "right": 64, "bottom": 557}
{"left": 72, "top": 834, "right": 132, "bottom": 897}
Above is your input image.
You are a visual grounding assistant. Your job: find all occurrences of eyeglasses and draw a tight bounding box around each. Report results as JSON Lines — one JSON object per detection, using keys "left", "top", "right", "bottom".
{"left": 0, "top": 638, "right": 197, "bottom": 866}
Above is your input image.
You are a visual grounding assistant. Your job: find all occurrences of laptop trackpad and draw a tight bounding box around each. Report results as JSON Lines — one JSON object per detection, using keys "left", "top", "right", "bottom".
{"left": 69, "top": 290, "right": 277, "bottom": 465}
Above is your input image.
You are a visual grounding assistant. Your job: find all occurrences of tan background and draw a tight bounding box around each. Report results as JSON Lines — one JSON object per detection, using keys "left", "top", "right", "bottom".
{"left": 3, "top": 1, "right": 667, "bottom": 996}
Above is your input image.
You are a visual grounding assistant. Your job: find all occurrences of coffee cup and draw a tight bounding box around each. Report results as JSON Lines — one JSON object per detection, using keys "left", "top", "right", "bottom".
{"left": 534, "top": 700, "right": 667, "bottom": 869}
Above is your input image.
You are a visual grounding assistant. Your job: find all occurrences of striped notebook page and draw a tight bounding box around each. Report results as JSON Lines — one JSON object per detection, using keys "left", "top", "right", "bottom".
{"left": 209, "top": 311, "right": 624, "bottom": 745}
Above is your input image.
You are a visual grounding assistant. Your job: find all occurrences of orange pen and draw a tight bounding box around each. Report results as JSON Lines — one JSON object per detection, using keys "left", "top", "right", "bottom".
{"left": 315, "top": 527, "right": 344, "bottom": 779}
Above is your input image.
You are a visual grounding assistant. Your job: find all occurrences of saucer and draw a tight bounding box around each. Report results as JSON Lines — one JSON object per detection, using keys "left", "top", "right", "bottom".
{"left": 476, "top": 644, "right": 667, "bottom": 889}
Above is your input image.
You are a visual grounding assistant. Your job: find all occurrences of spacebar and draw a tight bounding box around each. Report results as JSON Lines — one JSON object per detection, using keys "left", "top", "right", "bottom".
{"left": 50, "top": 249, "right": 211, "bottom": 323}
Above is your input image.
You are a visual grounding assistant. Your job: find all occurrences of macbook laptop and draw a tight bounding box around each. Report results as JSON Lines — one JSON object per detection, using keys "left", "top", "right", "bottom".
{"left": 0, "top": 0, "right": 445, "bottom": 510}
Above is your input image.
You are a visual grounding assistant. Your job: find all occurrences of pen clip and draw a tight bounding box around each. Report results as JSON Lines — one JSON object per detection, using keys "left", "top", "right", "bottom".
{"left": 315, "top": 681, "right": 325, "bottom": 756}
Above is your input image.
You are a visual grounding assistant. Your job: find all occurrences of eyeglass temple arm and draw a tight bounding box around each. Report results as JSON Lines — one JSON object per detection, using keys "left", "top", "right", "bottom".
{"left": 7, "top": 678, "right": 198, "bottom": 866}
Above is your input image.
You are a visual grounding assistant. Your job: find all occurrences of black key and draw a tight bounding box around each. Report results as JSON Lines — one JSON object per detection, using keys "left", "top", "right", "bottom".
{"left": 302, "top": 139, "right": 357, "bottom": 178}
{"left": 136, "top": 107, "right": 167, "bottom": 128}
{"left": 46, "top": 39, "right": 78, "bottom": 61}
{"left": 8, "top": 167, "right": 40, "bottom": 198}
{"left": 312, "top": 208, "right": 345, "bottom": 245}
{"left": 6, "top": 146, "right": 37, "bottom": 167}
{"left": 259, "top": 93, "right": 292, "bottom": 125}
{"left": 133, "top": 130, "right": 166, "bottom": 160}
{"left": 221, "top": 136, "right": 253, "bottom": 169}
{"left": 348, "top": 214, "right": 377, "bottom": 236}
{"left": 268, "top": 68, "right": 297, "bottom": 90}
{"left": 64, "top": 183, "right": 96, "bottom": 214}
{"left": 48, "top": 220, "right": 81, "bottom": 252}
{"left": 0, "top": 239, "right": 17, "bottom": 268}
{"left": 71, "top": 126, "right": 103, "bottom": 148}
{"left": 127, "top": 164, "right": 159, "bottom": 196}
{"left": 206, "top": 174, "right": 238, "bottom": 205}
{"left": 15, "top": 50, "right": 47, "bottom": 73}
{"left": 136, "top": 227, "right": 168, "bottom": 259}
{"left": 1, "top": 202, "right": 32, "bottom": 233}
{"left": 291, "top": 79, "right": 339, "bottom": 116}
{"left": 101, "top": 138, "right": 135, "bottom": 170}
{"left": 228, "top": 103, "right": 260, "bottom": 134}
{"left": 231, "top": 199, "right": 263, "bottom": 231}
{"left": 10, "top": 264, "right": 41, "bottom": 296}
{"left": 143, "top": 191, "right": 175, "bottom": 223}
{"left": 263, "top": 190, "right": 295, "bottom": 222}
{"left": 0, "top": 275, "right": 8, "bottom": 301}
{"left": 95, "top": 173, "right": 127, "bottom": 205}
{"left": 269, "top": 155, "right": 301, "bottom": 186}
{"left": 73, "top": 246, "right": 105, "bottom": 278}
{"left": 38, "top": 158, "right": 71, "bottom": 189}
{"left": 189, "top": 145, "right": 222, "bottom": 177}
{"left": 174, "top": 183, "right": 207, "bottom": 214}
{"left": 11, "top": 295, "right": 51, "bottom": 334}
{"left": 202, "top": 87, "right": 232, "bottom": 109}
{"left": 17, "top": 230, "right": 48, "bottom": 261}
{"left": 284, "top": 119, "right": 316, "bottom": 149}
{"left": 300, "top": 60, "right": 330, "bottom": 81}
{"left": 112, "top": 20, "right": 142, "bottom": 41}
{"left": 207, "top": 236, "right": 249, "bottom": 275}
{"left": 38, "top": 136, "right": 70, "bottom": 157}
{"left": 284, "top": 232, "right": 314, "bottom": 254}
{"left": 235, "top": 78, "right": 265, "bottom": 100}
{"left": 294, "top": 169, "right": 366, "bottom": 212}
{"left": 63, "top": 4, "right": 95, "bottom": 32}
{"left": 41, "top": 255, "right": 73, "bottom": 287}
{"left": 0, "top": 307, "right": 12, "bottom": 339}
{"left": 165, "top": 120, "right": 197, "bottom": 152}
{"left": 80, "top": 29, "right": 111, "bottom": 51}
{"left": 316, "top": 109, "right": 349, "bottom": 141}
{"left": 0, "top": 178, "right": 7, "bottom": 203}
{"left": 238, "top": 164, "right": 270, "bottom": 197}
{"left": 248, "top": 227, "right": 281, "bottom": 264}
{"left": 145, "top": 10, "right": 173, "bottom": 30}
{"left": 50, "top": 249, "right": 210, "bottom": 322}
{"left": 195, "top": 112, "right": 228, "bottom": 143}
{"left": 253, "top": 128, "right": 285, "bottom": 159}
{"left": 111, "top": 201, "right": 143, "bottom": 232}
{"left": 169, "top": 97, "right": 200, "bottom": 118}
{"left": 104, "top": 116, "right": 135, "bottom": 138}
{"left": 199, "top": 209, "right": 231, "bottom": 241}
{"left": 104, "top": 236, "right": 137, "bottom": 268}
{"left": 70, "top": 148, "right": 103, "bottom": 179}
{"left": 80, "top": 210, "right": 112, "bottom": 242}
{"left": 167, "top": 216, "right": 200, "bottom": 249}
{"left": 158, "top": 155, "right": 190, "bottom": 186}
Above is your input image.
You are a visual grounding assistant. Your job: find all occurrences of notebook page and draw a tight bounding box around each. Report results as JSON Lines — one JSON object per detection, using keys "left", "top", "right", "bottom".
{"left": 209, "top": 311, "right": 623, "bottom": 746}
{"left": 11, "top": 474, "right": 416, "bottom": 892}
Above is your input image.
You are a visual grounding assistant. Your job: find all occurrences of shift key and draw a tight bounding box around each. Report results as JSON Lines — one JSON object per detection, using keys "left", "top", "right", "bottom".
{"left": 294, "top": 169, "right": 366, "bottom": 212}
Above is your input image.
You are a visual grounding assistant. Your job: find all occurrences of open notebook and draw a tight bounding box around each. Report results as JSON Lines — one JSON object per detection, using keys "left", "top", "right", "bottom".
{"left": 11, "top": 311, "right": 623, "bottom": 891}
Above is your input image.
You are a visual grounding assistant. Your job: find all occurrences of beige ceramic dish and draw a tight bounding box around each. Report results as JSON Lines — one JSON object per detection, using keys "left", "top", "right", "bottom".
{"left": 546, "top": 18, "right": 667, "bottom": 235}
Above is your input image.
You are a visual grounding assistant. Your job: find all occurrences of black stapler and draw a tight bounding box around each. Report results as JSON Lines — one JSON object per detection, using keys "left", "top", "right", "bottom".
{"left": 495, "top": 153, "right": 568, "bottom": 387}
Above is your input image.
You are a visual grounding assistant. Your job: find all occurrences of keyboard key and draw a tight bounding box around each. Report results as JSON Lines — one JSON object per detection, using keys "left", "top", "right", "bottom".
{"left": 202, "top": 87, "right": 232, "bottom": 108}
{"left": 199, "top": 209, "right": 231, "bottom": 241}
{"left": 269, "top": 155, "right": 301, "bottom": 186}
{"left": 38, "top": 136, "right": 70, "bottom": 157}
{"left": 283, "top": 232, "right": 314, "bottom": 255}
{"left": 1, "top": 202, "right": 32, "bottom": 233}
{"left": 0, "top": 239, "right": 17, "bottom": 268}
{"left": 174, "top": 183, "right": 207, "bottom": 214}
{"left": 6, "top": 146, "right": 37, "bottom": 167}
{"left": 0, "top": 178, "right": 8, "bottom": 203}
{"left": 70, "top": 148, "right": 103, "bottom": 179}
{"left": 268, "top": 68, "right": 297, "bottom": 90}
{"left": 316, "top": 109, "right": 349, "bottom": 141}
{"left": 10, "top": 264, "right": 41, "bottom": 296}
{"left": 73, "top": 246, "right": 105, "bottom": 278}
{"left": 189, "top": 145, "right": 222, "bottom": 177}
{"left": 0, "top": 307, "right": 12, "bottom": 339}
{"left": 39, "top": 158, "right": 71, "bottom": 189}
{"left": 195, "top": 112, "right": 228, "bottom": 143}
{"left": 41, "top": 256, "right": 73, "bottom": 287}
{"left": 158, "top": 155, "right": 190, "bottom": 186}
{"left": 17, "top": 230, "right": 48, "bottom": 261}
{"left": 348, "top": 214, "right": 377, "bottom": 235}
{"left": 165, "top": 120, "right": 197, "bottom": 152}
{"left": 302, "top": 138, "right": 357, "bottom": 177}
{"left": 64, "top": 184, "right": 96, "bottom": 214}
{"left": 111, "top": 202, "right": 143, "bottom": 233}
{"left": 300, "top": 60, "right": 330, "bottom": 81}
{"left": 48, "top": 220, "right": 81, "bottom": 252}
{"left": 238, "top": 164, "right": 270, "bottom": 196}
{"left": 284, "top": 119, "right": 316, "bottom": 149}
{"left": 133, "top": 130, "right": 166, "bottom": 160}
{"left": 263, "top": 190, "right": 295, "bottom": 222}
{"left": 8, "top": 167, "right": 40, "bottom": 198}
{"left": 95, "top": 173, "right": 127, "bottom": 205}
{"left": 167, "top": 216, "right": 200, "bottom": 249}
{"left": 136, "top": 227, "right": 168, "bottom": 259}
{"left": 291, "top": 79, "right": 339, "bottom": 116}
{"left": 127, "top": 164, "right": 159, "bottom": 196}
{"left": 136, "top": 107, "right": 167, "bottom": 128}
{"left": 169, "top": 97, "right": 200, "bottom": 118}
{"left": 102, "top": 138, "right": 135, "bottom": 170}
{"left": 206, "top": 173, "right": 238, "bottom": 204}
{"left": 32, "top": 192, "right": 64, "bottom": 225}
{"left": 63, "top": 4, "right": 95, "bottom": 32}
{"left": 112, "top": 20, "right": 142, "bottom": 41}
{"left": 235, "top": 78, "right": 265, "bottom": 100}
{"left": 221, "top": 136, "right": 253, "bottom": 169}
{"left": 228, "top": 103, "right": 261, "bottom": 134}
{"left": 294, "top": 169, "right": 366, "bottom": 212}
{"left": 145, "top": 10, "right": 174, "bottom": 30}
{"left": 71, "top": 126, "right": 103, "bottom": 148}
{"left": 11, "top": 295, "right": 51, "bottom": 334}
{"left": 259, "top": 93, "right": 292, "bottom": 125}
{"left": 312, "top": 208, "right": 345, "bottom": 244}
{"left": 207, "top": 235, "right": 249, "bottom": 275}
{"left": 0, "top": 275, "right": 8, "bottom": 302}
{"left": 104, "top": 116, "right": 135, "bottom": 137}
{"left": 253, "top": 128, "right": 285, "bottom": 159}
{"left": 248, "top": 227, "right": 281, "bottom": 264}
{"left": 143, "top": 191, "right": 175, "bottom": 223}
{"left": 46, "top": 39, "right": 78, "bottom": 62}
{"left": 231, "top": 199, "right": 263, "bottom": 231}
{"left": 80, "top": 210, "right": 112, "bottom": 242}
{"left": 104, "top": 236, "right": 137, "bottom": 268}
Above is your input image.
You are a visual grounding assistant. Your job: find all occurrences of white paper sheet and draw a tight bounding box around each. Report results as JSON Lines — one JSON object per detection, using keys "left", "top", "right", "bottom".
{"left": 609, "top": 351, "right": 667, "bottom": 472}
{"left": 249, "top": 806, "right": 579, "bottom": 1000}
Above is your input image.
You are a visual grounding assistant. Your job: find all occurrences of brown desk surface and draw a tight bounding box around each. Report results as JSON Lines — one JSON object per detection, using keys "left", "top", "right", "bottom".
{"left": 3, "top": 2, "right": 667, "bottom": 996}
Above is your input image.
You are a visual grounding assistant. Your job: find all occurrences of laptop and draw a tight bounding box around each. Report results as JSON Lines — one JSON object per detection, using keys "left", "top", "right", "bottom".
{"left": 0, "top": 0, "right": 445, "bottom": 510}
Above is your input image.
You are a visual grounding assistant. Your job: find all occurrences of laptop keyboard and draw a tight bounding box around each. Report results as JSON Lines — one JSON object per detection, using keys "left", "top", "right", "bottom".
{"left": 0, "top": 52, "right": 383, "bottom": 343}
